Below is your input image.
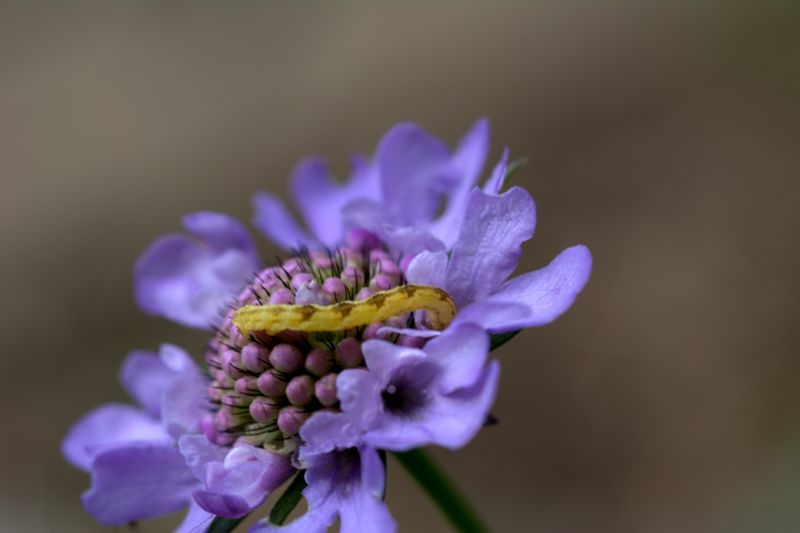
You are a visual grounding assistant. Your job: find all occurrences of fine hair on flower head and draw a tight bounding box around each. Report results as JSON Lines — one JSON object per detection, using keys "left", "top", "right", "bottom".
{"left": 62, "top": 118, "right": 592, "bottom": 533}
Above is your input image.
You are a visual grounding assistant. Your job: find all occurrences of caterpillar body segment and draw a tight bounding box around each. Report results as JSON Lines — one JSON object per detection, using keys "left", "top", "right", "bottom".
{"left": 232, "top": 284, "right": 455, "bottom": 335}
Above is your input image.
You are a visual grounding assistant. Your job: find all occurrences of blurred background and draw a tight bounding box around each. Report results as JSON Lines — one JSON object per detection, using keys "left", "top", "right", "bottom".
{"left": 2, "top": 2, "right": 799, "bottom": 532}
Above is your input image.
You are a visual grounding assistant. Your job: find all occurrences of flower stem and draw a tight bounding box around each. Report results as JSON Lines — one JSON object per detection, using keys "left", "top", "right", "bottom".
{"left": 393, "top": 448, "right": 490, "bottom": 533}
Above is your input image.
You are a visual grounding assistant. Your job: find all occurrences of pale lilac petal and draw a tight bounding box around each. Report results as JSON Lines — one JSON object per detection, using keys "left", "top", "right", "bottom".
{"left": 419, "top": 360, "right": 500, "bottom": 449}
{"left": 377, "top": 123, "right": 450, "bottom": 225}
{"left": 482, "top": 148, "right": 509, "bottom": 195}
{"left": 347, "top": 153, "right": 380, "bottom": 198}
{"left": 360, "top": 340, "right": 424, "bottom": 381}
{"left": 429, "top": 119, "right": 491, "bottom": 247}
{"left": 360, "top": 417, "right": 441, "bottom": 452}
{"left": 404, "top": 250, "right": 448, "bottom": 287}
{"left": 450, "top": 300, "right": 532, "bottom": 333}
{"left": 178, "top": 434, "right": 225, "bottom": 481}
{"left": 450, "top": 118, "right": 490, "bottom": 191}
{"left": 290, "top": 157, "right": 342, "bottom": 246}
{"left": 357, "top": 445, "right": 387, "bottom": 499}
{"left": 446, "top": 187, "right": 536, "bottom": 307}
{"left": 121, "top": 344, "right": 206, "bottom": 438}
{"left": 161, "top": 363, "right": 208, "bottom": 438}
{"left": 424, "top": 324, "right": 489, "bottom": 394}
{"left": 485, "top": 245, "right": 593, "bottom": 328}
{"left": 335, "top": 369, "right": 384, "bottom": 428}
{"left": 82, "top": 443, "right": 197, "bottom": 525}
{"left": 62, "top": 403, "right": 170, "bottom": 471}
{"left": 252, "top": 191, "right": 317, "bottom": 250}
{"left": 375, "top": 326, "right": 441, "bottom": 338}
{"left": 341, "top": 198, "right": 386, "bottom": 236}
{"left": 182, "top": 212, "right": 257, "bottom": 256}
{"left": 338, "top": 447, "right": 396, "bottom": 533}
{"left": 364, "top": 361, "right": 500, "bottom": 451}
{"left": 119, "top": 349, "right": 175, "bottom": 418}
{"left": 250, "top": 503, "right": 335, "bottom": 533}
{"left": 192, "top": 490, "right": 249, "bottom": 519}
{"left": 159, "top": 342, "right": 197, "bottom": 373}
{"left": 135, "top": 212, "right": 259, "bottom": 329}
{"left": 299, "top": 411, "right": 362, "bottom": 460}
{"left": 175, "top": 500, "right": 214, "bottom": 533}
{"left": 179, "top": 436, "right": 294, "bottom": 518}
{"left": 290, "top": 157, "right": 379, "bottom": 247}
{"left": 219, "top": 444, "right": 294, "bottom": 498}
{"left": 380, "top": 224, "right": 445, "bottom": 257}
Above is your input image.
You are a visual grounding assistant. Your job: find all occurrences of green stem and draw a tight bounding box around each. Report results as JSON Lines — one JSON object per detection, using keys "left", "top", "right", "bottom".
{"left": 393, "top": 448, "right": 490, "bottom": 533}
{"left": 207, "top": 515, "right": 247, "bottom": 533}
{"left": 269, "top": 471, "right": 308, "bottom": 525}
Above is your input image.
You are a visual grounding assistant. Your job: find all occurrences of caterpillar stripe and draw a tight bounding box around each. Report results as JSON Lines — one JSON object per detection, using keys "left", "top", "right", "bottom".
{"left": 232, "top": 284, "right": 456, "bottom": 335}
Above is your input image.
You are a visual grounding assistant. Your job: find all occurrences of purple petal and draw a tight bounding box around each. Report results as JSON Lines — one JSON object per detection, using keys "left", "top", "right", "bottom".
{"left": 360, "top": 340, "right": 424, "bottom": 381}
{"left": 342, "top": 199, "right": 445, "bottom": 258}
{"left": 450, "top": 118, "right": 490, "bottom": 192}
{"left": 120, "top": 344, "right": 206, "bottom": 437}
{"left": 179, "top": 435, "right": 294, "bottom": 518}
{"left": 252, "top": 191, "right": 317, "bottom": 250}
{"left": 290, "top": 157, "right": 379, "bottom": 247}
{"left": 363, "top": 361, "right": 500, "bottom": 451}
{"left": 290, "top": 158, "right": 347, "bottom": 247}
{"left": 429, "top": 119, "right": 491, "bottom": 247}
{"left": 484, "top": 244, "right": 593, "bottom": 328}
{"left": 250, "top": 504, "right": 335, "bottom": 533}
{"left": 450, "top": 300, "right": 532, "bottom": 334}
{"left": 446, "top": 187, "right": 536, "bottom": 308}
{"left": 381, "top": 224, "right": 445, "bottom": 258}
{"left": 377, "top": 123, "right": 450, "bottom": 225}
{"left": 62, "top": 403, "right": 170, "bottom": 471}
{"left": 424, "top": 324, "right": 489, "bottom": 394}
{"left": 404, "top": 250, "right": 448, "bottom": 287}
{"left": 82, "top": 442, "right": 197, "bottom": 525}
{"left": 119, "top": 349, "right": 175, "bottom": 418}
{"left": 375, "top": 326, "right": 441, "bottom": 338}
{"left": 161, "top": 361, "right": 208, "bottom": 438}
{"left": 299, "top": 411, "right": 362, "bottom": 460}
{"left": 159, "top": 342, "right": 196, "bottom": 372}
{"left": 338, "top": 447, "right": 396, "bottom": 533}
{"left": 331, "top": 367, "right": 387, "bottom": 436}
{"left": 175, "top": 500, "right": 214, "bottom": 533}
{"left": 341, "top": 198, "right": 386, "bottom": 236}
{"left": 192, "top": 490, "right": 250, "bottom": 519}
{"left": 135, "top": 212, "right": 259, "bottom": 329}
{"left": 182, "top": 212, "right": 257, "bottom": 256}
{"left": 419, "top": 360, "right": 500, "bottom": 449}
{"left": 178, "top": 434, "right": 226, "bottom": 480}
{"left": 482, "top": 148, "right": 509, "bottom": 195}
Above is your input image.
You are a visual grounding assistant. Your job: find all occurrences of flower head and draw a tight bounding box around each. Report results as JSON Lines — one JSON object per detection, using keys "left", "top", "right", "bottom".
{"left": 64, "top": 119, "right": 591, "bottom": 532}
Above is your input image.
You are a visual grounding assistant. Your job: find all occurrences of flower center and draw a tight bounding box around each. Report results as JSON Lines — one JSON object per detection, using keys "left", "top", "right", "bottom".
{"left": 202, "top": 233, "right": 454, "bottom": 453}
{"left": 381, "top": 360, "right": 438, "bottom": 418}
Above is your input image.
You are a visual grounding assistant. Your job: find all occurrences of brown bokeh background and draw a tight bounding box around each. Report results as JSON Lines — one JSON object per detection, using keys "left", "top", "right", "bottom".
{"left": 2, "top": 2, "right": 799, "bottom": 532}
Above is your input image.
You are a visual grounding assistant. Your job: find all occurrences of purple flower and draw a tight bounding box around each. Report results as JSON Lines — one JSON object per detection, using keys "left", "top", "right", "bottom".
{"left": 61, "top": 344, "right": 212, "bottom": 530}
{"left": 65, "top": 119, "right": 592, "bottom": 532}
{"left": 251, "top": 446, "right": 395, "bottom": 533}
{"left": 300, "top": 324, "right": 498, "bottom": 454}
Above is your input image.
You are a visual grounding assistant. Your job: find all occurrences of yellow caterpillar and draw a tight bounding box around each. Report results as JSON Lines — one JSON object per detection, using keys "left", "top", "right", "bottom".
{"left": 233, "top": 284, "right": 455, "bottom": 335}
